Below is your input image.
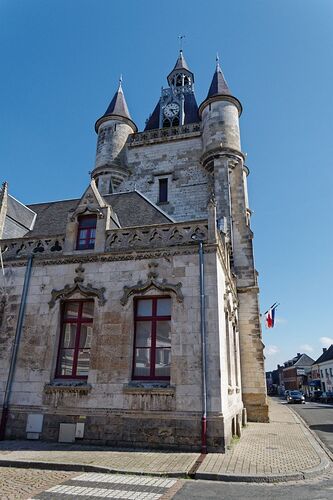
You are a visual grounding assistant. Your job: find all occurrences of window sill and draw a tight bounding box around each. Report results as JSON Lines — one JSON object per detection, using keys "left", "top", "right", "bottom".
{"left": 44, "top": 381, "right": 92, "bottom": 395}
{"left": 157, "top": 201, "right": 169, "bottom": 206}
{"left": 123, "top": 382, "right": 175, "bottom": 396}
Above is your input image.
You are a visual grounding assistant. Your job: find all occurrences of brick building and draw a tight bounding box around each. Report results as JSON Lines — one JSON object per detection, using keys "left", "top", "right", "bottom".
{"left": 0, "top": 52, "right": 268, "bottom": 452}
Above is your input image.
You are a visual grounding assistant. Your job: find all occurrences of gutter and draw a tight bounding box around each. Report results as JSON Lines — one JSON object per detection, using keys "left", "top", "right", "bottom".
{"left": 198, "top": 240, "right": 208, "bottom": 453}
{"left": 0, "top": 254, "right": 33, "bottom": 440}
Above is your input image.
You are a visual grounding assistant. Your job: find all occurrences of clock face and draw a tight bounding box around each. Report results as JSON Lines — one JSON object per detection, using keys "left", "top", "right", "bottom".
{"left": 164, "top": 102, "right": 180, "bottom": 118}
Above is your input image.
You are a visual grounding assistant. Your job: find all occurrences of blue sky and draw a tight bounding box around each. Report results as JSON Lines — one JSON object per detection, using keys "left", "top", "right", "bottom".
{"left": 1, "top": 0, "right": 333, "bottom": 371}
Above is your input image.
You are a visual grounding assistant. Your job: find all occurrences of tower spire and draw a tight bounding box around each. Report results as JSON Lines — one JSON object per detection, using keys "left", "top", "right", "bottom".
{"left": 95, "top": 78, "right": 137, "bottom": 133}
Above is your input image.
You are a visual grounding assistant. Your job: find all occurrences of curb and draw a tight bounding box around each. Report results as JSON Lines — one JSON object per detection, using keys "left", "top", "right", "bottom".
{"left": 0, "top": 459, "right": 189, "bottom": 478}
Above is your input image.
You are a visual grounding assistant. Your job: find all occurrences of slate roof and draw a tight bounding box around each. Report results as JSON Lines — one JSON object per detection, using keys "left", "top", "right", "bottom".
{"left": 314, "top": 345, "right": 333, "bottom": 364}
{"left": 144, "top": 93, "right": 200, "bottom": 131}
{"left": 25, "top": 191, "right": 172, "bottom": 238}
{"left": 1, "top": 194, "right": 36, "bottom": 239}
{"left": 95, "top": 81, "right": 136, "bottom": 132}
{"left": 169, "top": 50, "right": 191, "bottom": 74}
{"left": 207, "top": 61, "right": 231, "bottom": 98}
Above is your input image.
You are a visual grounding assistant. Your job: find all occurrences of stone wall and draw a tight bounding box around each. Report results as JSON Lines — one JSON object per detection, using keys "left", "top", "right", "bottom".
{"left": 0, "top": 238, "right": 240, "bottom": 451}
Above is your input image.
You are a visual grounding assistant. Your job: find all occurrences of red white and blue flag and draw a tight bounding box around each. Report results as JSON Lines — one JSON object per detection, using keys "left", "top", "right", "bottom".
{"left": 265, "top": 303, "right": 279, "bottom": 328}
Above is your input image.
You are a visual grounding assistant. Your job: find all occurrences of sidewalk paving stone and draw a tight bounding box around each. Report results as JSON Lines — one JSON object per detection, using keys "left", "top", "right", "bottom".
{"left": 196, "top": 397, "right": 331, "bottom": 482}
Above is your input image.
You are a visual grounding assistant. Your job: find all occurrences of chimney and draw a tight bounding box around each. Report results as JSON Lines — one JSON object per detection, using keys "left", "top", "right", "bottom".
{"left": 297, "top": 353, "right": 301, "bottom": 357}
{"left": 323, "top": 348, "right": 327, "bottom": 353}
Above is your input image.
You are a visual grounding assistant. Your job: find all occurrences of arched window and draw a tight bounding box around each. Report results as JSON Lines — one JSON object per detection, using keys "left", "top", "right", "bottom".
{"left": 176, "top": 75, "right": 182, "bottom": 87}
{"left": 163, "top": 118, "right": 171, "bottom": 128}
{"left": 184, "top": 76, "right": 189, "bottom": 86}
{"left": 76, "top": 215, "right": 97, "bottom": 250}
{"left": 172, "top": 117, "right": 179, "bottom": 127}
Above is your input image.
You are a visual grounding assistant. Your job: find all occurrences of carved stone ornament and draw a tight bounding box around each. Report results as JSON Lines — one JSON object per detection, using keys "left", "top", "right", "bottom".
{"left": 70, "top": 206, "right": 104, "bottom": 222}
{"left": 48, "top": 264, "right": 106, "bottom": 308}
{"left": 120, "top": 261, "right": 183, "bottom": 306}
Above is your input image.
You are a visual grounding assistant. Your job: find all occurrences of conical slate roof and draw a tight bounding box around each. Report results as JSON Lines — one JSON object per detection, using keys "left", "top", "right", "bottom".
{"left": 207, "top": 58, "right": 231, "bottom": 98}
{"left": 167, "top": 50, "right": 194, "bottom": 82}
{"left": 172, "top": 50, "right": 190, "bottom": 72}
{"left": 199, "top": 56, "right": 242, "bottom": 116}
{"left": 95, "top": 80, "right": 136, "bottom": 132}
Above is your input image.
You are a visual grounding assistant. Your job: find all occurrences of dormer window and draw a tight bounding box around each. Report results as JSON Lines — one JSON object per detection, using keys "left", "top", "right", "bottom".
{"left": 76, "top": 215, "right": 97, "bottom": 250}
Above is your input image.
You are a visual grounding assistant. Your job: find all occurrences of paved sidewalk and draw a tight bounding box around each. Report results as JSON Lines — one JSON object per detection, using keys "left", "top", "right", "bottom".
{"left": 0, "top": 398, "right": 330, "bottom": 482}
{"left": 197, "top": 397, "right": 331, "bottom": 482}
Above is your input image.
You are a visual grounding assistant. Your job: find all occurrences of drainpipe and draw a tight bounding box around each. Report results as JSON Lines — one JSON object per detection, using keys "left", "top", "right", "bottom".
{"left": 192, "top": 236, "right": 208, "bottom": 454}
{"left": 0, "top": 255, "right": 33, "bottom": 440}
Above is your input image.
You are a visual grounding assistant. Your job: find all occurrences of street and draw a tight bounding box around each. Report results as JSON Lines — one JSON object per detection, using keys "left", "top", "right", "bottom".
{"left": 1, "top": 466, "right": 333, "bottom": 500}
{"left": 289, "top": 401, "right": 333, "bottom": 454}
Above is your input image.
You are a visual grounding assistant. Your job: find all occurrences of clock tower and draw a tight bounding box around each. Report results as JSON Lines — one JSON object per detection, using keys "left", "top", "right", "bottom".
{"left": 144, "top": 50, "right": 200, "bottom": 130}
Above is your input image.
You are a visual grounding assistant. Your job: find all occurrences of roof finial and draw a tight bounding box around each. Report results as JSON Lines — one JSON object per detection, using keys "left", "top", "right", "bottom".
{"left": 216, "top": 52, "right": 221, "bottom": 71}
{"left": 178, "top": 34, "right": 185, "bottom": 52}
{"left": 118, "top": 74, "right": 123, "bottom": 90}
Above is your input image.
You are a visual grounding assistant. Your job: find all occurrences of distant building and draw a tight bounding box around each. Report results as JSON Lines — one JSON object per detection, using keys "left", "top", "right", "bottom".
{"left": 281, "top": 353, "right": 315, "bottom": 392}
{"left": 313, "top": 346, "right": 333, "bottom": 392}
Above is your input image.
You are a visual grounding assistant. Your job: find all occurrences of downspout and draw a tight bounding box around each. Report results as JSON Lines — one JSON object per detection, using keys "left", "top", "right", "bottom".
{"left": 198, "top": 240, "right": 208, "bottom": 454}
{"left": 0, "top": 254, "right": 33, "bottom": 440}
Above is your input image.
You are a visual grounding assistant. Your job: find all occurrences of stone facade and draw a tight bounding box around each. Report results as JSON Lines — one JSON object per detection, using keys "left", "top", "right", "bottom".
{"left": 0, "top": 52, "right": 268, "bottom": 451}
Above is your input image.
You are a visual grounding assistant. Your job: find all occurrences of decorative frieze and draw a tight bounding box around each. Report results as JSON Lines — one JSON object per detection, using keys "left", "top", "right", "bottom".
{"left": 1, "top": 236, "right": 65, "bottom": 260}
{"left": 106, "top": 221, "right": 208, "bottom": 252}
{"left": 128, "top": 122, "right": 201, "bottom": 147}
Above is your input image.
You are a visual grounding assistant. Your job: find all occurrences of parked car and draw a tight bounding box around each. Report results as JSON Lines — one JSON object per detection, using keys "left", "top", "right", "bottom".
{"left": 286, "top": 391, "right": 305, "bottom": 404}
{"left": 310, "top": 390, "right": 322, "bottom": 402}
{"left": 319, "top": 391, "right": 333, "bottom": 403}
{"left": 284, "top": 390, "right": 291, "bottom": 399}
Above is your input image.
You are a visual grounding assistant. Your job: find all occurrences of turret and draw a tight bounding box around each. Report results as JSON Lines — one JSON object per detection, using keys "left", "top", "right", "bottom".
{"left": 92, "top": 78, "right": 137, "bottom": 195}
{"left": 199, "top": 56, "right": 242, "bottom": 158}
{"left": 145, "top": 51, "right": 200, "bottom": 130}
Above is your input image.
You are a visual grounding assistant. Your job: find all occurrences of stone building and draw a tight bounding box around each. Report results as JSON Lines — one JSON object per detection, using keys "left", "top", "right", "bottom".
{"left": 0, "top": 51, "right": 268, "bottom": 452}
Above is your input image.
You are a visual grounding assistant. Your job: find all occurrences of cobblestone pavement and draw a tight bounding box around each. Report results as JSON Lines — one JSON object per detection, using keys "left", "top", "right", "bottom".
{"left": 32, "top": 473, "right": 182, "bottom": 499}
{"left": 0, "top": 467, "right": 77, "bottom": 500}
{"left": 197, "top": 398, "right": 327, "bottom": 479}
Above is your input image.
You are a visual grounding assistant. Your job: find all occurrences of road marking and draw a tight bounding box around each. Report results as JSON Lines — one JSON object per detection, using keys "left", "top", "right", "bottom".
{"left": 32, "top": 473, "right": 177, "bottom": 499}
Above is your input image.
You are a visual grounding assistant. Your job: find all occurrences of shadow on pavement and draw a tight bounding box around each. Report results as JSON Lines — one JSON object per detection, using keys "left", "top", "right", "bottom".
{"left": 310, "top": 424, "right": 333, "bottom": 433}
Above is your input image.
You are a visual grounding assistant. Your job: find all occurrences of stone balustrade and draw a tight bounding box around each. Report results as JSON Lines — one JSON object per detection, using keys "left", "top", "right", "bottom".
{"left": 128, "top": 122, "right": 201, "bottom": 147}
{"left": 105, "top": 220, "right": 208, "bottom": 252}
{"left": 1, "top": 236, "right": 65, "bottom": 260}
{"left": 0, "top": 221, "right": 214, "bottom": 260}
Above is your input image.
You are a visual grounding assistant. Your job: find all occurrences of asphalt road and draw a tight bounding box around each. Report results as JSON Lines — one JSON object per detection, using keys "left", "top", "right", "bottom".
{"left": 288, "top": 400, "right": 333, "bottom": 454}
{"left": 174, "top": 472, "right": 333, "bottom": 500}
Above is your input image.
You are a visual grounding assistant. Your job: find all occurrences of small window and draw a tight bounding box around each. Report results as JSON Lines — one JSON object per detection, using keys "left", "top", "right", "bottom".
{"left": 56, "top": 300, "right": 94, "bottom": 379}
{"left": 76, "top": 215, "right": 97, "bottom": 250}
{"left": 133, "top": 297, "right": 171, "bottom": 380}
{"left": 159, "top": 178, "right": 168, "bottom": 203}
{"left": 163, "top": 118, "right": 171, "bottom": 128}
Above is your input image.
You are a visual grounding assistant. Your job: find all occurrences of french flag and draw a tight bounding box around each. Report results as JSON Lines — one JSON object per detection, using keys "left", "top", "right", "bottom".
{"left": 265, "top": 303, "right": 279, "bottom": 328}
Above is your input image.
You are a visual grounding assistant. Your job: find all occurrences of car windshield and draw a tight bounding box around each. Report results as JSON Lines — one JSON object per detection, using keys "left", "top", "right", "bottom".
{"left": 290, "top": 391, "right": 302, "bottom": 396}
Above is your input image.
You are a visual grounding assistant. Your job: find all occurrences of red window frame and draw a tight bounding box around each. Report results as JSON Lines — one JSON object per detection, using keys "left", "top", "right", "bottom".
{"left": 76, "top": 215, "right": 97, "bottom": 250}
{"left": 132, "top": 296, "right": 171, "bottom": 381}
{"left": 56, "top": 300, "right": 94, "bottom": 379}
